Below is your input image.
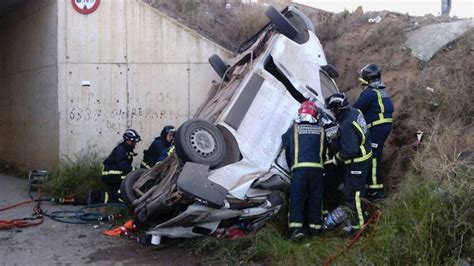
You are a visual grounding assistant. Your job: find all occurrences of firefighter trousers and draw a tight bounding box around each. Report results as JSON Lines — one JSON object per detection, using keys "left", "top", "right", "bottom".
{"left": 288, "top": 168, "right": 324, "bottom": 231}
{"left": 99, "top": 174, "right": 124, "bottom": 203}
{"left": 368, "top": 123, "right": 392, "bottom": 192}
{"left": 343, "top": 160, "right": 370, "bottom": 229}
{"left": 323, "top": 163, "right": 344, "bottom": 213}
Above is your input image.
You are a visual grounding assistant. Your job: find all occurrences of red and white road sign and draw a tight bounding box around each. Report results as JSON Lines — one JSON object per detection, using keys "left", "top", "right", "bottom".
{"left": 71, "top": 0, "right": 100, "bottom": 15}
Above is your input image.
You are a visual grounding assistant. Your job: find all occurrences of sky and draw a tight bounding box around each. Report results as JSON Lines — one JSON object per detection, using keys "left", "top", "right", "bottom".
{"left": 293, "top": 0, "right": 473, "bottom": 18}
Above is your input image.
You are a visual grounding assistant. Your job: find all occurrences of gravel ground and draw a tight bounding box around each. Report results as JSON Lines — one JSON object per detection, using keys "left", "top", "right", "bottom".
{"left": 0, "top": 173, "right": 202, "bottom": 265}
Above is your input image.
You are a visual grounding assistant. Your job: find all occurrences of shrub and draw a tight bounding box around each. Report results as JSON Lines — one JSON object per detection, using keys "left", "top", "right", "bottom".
{"left": 355, "top": 173, "right": 473, "bottom": 264}
{"left": 45, "top": 150, "right": 104, "bottom": 198}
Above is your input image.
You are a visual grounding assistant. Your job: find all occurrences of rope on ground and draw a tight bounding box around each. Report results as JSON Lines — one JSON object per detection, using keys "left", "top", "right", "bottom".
{"left": 323, "top": 209, "right": 382, "bottom": 266}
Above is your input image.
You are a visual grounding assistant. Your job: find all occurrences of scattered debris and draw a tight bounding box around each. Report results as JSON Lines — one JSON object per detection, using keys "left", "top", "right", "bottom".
{"left": 411, "top": 130, "right": 424, "bottom": 148}
{"left": 103, "top": 220, "right": 136, "bottom": 237}
{"left": 215, "top": 227, "right": 245, "bottom": 240}
{"left": 368, "top": 16, "right": 382, "bottom": 23}
{"left": 151, "top": 235, "right": 162, "bottom": 245}
{"left": 426, "top": 86, "right": 435, "bottom": 93}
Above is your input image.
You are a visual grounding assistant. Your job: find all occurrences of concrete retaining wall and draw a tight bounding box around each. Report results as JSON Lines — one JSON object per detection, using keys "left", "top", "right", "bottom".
{"left": 0, "top": 0, "right": 59, "bottom": 169}
{"left": 0, "top": 0, "right": 229, "bottom": 169}
{"left": 57, "top": 0, "right": 230, "bottom": 164}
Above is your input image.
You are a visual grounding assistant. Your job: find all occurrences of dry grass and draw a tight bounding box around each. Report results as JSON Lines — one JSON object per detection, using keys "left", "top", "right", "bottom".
{"left": 412, "top": 120, "right": 471, "bottom": 179}
{"left": 147, "top": 0, "right": 285, "bottom": 51}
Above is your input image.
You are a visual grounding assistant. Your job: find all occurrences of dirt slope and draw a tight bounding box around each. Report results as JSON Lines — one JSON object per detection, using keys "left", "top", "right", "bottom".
{"left": 309, "top": 9, "right": 473, "bottom": 188}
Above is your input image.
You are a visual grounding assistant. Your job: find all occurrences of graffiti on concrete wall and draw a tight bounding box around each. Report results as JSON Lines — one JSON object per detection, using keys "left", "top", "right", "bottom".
{"left": 62, "top": 62, "right": 218, "bottom": 159}
{"left": 66, "top": 106, "right": 188, "bottom": 125}
{"left": 66, "top": 90, "right": 189, "bottom": 136}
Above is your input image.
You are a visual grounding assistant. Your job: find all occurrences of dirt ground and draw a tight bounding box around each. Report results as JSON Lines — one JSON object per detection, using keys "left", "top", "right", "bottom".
{"left": 0, "top": 174, "right": 202, "bottom": 265}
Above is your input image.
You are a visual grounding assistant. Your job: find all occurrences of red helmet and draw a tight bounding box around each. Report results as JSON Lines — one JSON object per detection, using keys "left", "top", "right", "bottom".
{"left": 298, "top": 100, "right": 318, "bottom": 118}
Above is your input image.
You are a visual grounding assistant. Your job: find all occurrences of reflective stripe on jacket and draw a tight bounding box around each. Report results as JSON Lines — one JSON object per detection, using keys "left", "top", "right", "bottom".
{"left": 282, "top": 122, "right": 326, "bottom": 171}
{"left": 353, "top": 84, "right": 394, "bottom": 128}
{"left": 102, "top": 141, "right": 134, "bottom": 176}
{"left": 335, "top": 108, "right": 372, "bottom": 164}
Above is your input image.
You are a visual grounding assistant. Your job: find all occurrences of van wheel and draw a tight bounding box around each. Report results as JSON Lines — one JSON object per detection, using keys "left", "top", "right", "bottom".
{"left": 175, "top": 119, "right": 226, "bottom": 168}
{"left": 120, "top": 169, "right": 146, "bottom": 204}
{"left": 265, "top": 6, "right": 299, "bottom": 40}
{"left": 208, "top": 54, "right": 229, "bottom": 81}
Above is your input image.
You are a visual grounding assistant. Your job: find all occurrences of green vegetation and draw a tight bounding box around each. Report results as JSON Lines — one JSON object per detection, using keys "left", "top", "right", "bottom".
{"left": 44, "top": 150, "right": 104, "bottom": 198}
{"left": 185, "top": 161, "right": 472, "bottom": 265}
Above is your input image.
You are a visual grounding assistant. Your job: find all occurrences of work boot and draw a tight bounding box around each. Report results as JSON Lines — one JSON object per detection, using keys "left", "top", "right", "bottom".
{"left": 342, "top": 224, "right": 357, "bottom": 239}
{"left": 367, "top": 190, "right": 385, "bottom": 202}
{"left": 87, "top": 190, "right": 103, "bottom": 205}
{"left": 288, "top": 228, "right": 306, "bottom": 241}
{"left": 138, "top": 234, "right": 152, "bottom": 246}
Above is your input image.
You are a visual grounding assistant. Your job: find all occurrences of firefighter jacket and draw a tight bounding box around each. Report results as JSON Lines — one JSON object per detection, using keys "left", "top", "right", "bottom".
{"left": 335, "top": 108, "right": 372, "bottom": 164}
{"left": 282, "top": 121, "right": 326, "bottom": 171}
{"left": 141, "top": 137, "right": 173, "bottom": 169}
{"left": 352, "top": 82, "right": 394, "bottom": 128}
{"left": 102, "top": 141, "right": 135, "bottom": 176}
{"left": 319, "top": 110, "right": 339, "bottom": 158}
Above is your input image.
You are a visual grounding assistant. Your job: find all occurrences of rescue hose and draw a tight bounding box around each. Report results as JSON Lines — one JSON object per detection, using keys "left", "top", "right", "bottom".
{"left": 323, "top": 209, "right": 382, "bottom": 266}
{"left": 44, "top": 203, "right": 128, "bottom": 224}
{"left": 1, "top": 196, "right": 127, "bottom": 227}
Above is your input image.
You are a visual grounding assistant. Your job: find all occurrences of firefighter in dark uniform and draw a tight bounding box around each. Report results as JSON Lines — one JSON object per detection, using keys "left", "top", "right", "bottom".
{"left": 353, "top": 64, "right": 394, "bottom": 200}
{"left": 141, "top": 125, "right": 176, "bottom": 169}
{"left": 326, "top": 93, "right": 372, "bottom": 235}
{"left": 89, "top": 129, "right": 141, "bottom": 204}
{"left": 320, "top": 109, "right": 344, "bottom": 214}
{"left": 282, "top": 101, "right": 326, "bottom": 240}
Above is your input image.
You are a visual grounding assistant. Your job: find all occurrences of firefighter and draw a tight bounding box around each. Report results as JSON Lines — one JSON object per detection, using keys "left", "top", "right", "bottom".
{"left": 141, "top": 125, "right": 176, "bottom": 169}
{"left": 88, "top": 129, "right": 141, "bottom": 205}
{"left": 282, "top": 100, "right": 326, "bottom": 240}
{"left": 353, "top": 64, "right": 394, "bottom": 200}
{"left": 325, "top": 93, "right": 372, "bottom": 236}
{"left": 320, "top": 110, "right": 344, "bottom": 214}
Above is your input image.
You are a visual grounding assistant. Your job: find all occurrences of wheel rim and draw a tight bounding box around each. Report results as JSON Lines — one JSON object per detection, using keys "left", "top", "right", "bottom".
{"left": 190, "top": 128, "right": 216, "bottom": 157}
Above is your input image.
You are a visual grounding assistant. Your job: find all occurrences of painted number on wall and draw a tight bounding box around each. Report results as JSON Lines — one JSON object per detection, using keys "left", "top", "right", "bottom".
{"left": 72, "top": 0, "right": 100, "bottom": 15}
